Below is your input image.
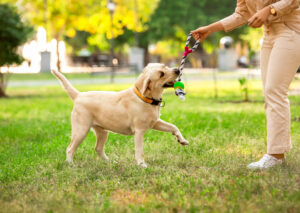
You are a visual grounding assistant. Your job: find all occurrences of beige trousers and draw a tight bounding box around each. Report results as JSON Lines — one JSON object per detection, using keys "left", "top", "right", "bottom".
{"left": 261, "top": 22, "right": 300, "bottom": 154}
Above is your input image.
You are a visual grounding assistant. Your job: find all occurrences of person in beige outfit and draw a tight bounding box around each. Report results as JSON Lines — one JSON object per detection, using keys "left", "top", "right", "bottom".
{"left": 192, "top": 0, "right": 300, "bottom": 169}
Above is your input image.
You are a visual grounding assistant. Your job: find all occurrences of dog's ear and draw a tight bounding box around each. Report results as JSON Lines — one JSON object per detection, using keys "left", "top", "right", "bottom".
{"left": 141, "top": 78, "right": 151, "bottom": 96}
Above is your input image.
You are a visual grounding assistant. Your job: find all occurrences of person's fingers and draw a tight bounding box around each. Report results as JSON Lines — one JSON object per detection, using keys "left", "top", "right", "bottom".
{"left": 249, "top": 17, "right": 261, "bottom": 27}
{"left": 191, "top": 30, "right": 199, "bottom": 39}
{"left": 248, "top": 16, "right": 255, "bottom": 25}
{"left": 249, "top": 19, "right": 258, "bottom": 27}
{"left": 248, "top": 16, "right": 257, "bottom": 26}
{"left": 200, "top": 32, "right": 210, "bottom": 41}
{"left": 192, "top": 27, "right": 207, "bottom": 34}
{"left": 253, "top": 21, "right": 263, "bottom": 28}
{"left": 250, "top": 23, "right": 261, "bottom": 28}
{"left": 191, "top": 27, "right": 210, "bottom": 41}
{"left": 192, "top": 32, "right": 199, "bottom": 40}
{"left": 251, "top": 18, "right": 263, "bottom": 28}
{"left": 191, "top": 28, "right": 200, "bottom": 34}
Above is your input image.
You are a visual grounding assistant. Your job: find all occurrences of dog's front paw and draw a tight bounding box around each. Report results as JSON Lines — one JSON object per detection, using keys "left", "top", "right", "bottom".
{"left": 66, "top": 158, "right": 74, "bottom": 163}
{"left": 178, "top": 139, "right": 189, "bottom": 146}
{"left": 137, "top": 162, "right": 148, "bottom": 168}
{"left": 101, "top": 153, "right": 109, "bottom": 162}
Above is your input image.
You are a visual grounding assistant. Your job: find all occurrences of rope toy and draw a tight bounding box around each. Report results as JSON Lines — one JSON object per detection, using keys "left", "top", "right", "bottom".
{"left": 174, "top": 32, "right": 201, "bottom": 101}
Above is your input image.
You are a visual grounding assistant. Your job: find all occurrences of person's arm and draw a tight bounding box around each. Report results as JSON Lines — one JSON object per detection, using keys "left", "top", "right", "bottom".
{"left": 191, "top": 0, "right": 250, "bottom": 41}
{"left": 270, "top": 0, "right": 299, "bottom": 18}
{"left": 191, "top": 21, "right": 224, "bottom": 41}
{"left": 220, "top": 0, "right": 251, "bottom": 32}
{"left": 248, "top": 0, "right": 300, "bottom": 28}
{"left": 248, "top": 6, "right": 271, "bottom": 28}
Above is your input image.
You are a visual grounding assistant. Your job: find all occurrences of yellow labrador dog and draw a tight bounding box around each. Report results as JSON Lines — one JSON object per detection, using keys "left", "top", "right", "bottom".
{"left": 52, "top": 63, "right": 188, "bottom": 168}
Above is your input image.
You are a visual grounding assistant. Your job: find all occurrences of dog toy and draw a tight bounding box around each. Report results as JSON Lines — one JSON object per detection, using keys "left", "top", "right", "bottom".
{"left": 174, "top": 32, "right": 201, "bottom": 101}
{"left": 174, "top": 81, "right": 185, "bottom": 101}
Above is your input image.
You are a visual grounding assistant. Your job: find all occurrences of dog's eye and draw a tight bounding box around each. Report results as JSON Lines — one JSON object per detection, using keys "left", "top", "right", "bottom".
{"left": 160, "top": 72, "right": 165, "bottom": 78}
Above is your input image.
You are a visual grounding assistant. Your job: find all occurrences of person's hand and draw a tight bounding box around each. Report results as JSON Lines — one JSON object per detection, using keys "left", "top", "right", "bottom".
{"left": 248, "top": 6, "right": 271, "bottom": 28}
{"left": 191, "top": 26, "right": 212, "bottom": 41}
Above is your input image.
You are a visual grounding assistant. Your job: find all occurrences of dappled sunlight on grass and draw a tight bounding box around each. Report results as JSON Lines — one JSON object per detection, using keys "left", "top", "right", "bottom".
{"left": 214, "top": 138, "right": 265, "bottom": 158}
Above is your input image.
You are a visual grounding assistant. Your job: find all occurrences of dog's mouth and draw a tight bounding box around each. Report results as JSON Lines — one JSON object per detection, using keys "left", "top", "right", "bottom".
{"left": 163, "top": 80, "right": 176, "bottom": 88}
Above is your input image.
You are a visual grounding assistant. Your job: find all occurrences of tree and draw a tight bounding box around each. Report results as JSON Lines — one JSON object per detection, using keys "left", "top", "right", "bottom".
{"left": 241, "top": 27, "right": 264, "bottom": 57}
{"left": 64, "top": 30, "right": 91, "bottom": 54}
{"left": 16, "top": 0, "right": 93, "bottom": 72}
{"left": 0, "top": 3, "right": 33, "bottom": 97}
{"left": 11, "top": 0, "right": 159, "bottom": 69}
{"left": 138, "top": 0, "right": 248, "bottom": 64}
{"left": 79, "top": 0, "right": 160, "bottom": 52}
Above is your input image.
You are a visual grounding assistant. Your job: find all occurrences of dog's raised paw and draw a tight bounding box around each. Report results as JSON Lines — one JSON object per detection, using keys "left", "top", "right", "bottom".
{"left": 179, "top": 140, "right": 189, "bottom": 146}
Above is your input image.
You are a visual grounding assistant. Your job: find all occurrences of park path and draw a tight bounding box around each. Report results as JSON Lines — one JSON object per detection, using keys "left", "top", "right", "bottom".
{"left": 8, "top": 77, "right": 137, "bottom": 87}
{"left": 8, "top": 69, "right": 262, "bottom": 88}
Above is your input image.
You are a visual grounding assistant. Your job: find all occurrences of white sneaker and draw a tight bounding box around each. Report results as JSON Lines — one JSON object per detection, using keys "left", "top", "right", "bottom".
{"left": 247, "top": 154, "right": 283, "bottom": 170}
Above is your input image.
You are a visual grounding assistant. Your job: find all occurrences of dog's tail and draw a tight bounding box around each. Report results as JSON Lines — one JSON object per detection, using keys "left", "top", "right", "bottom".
{"left": 51, "top": 69, "right": 79, "bottom": 100}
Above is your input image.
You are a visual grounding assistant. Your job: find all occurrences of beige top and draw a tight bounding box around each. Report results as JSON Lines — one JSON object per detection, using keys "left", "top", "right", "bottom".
{"left": 220, "top": 0, "right": 300, "bottom": 33}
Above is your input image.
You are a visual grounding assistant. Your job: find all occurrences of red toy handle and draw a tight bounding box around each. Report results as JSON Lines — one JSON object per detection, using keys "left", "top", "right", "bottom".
{"left": 183, "top": 46, "right": 193, "bottom": 57}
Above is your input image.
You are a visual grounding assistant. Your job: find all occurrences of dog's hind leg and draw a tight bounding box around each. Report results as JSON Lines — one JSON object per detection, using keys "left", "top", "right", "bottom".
{"left": 152, "top": 119, "right": 189, "bottom": 146}
{"left": 66, "top": 110, "right": 92, "bottom": 163}
{"left": 134, "top": 130, "right": 147, "bottom": 168}
{"left": 93, "top": 126, "right": 109, "bottom": 161}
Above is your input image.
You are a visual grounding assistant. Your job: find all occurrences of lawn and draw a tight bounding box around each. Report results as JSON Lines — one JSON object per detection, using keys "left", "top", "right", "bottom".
{"left": 1, "top": 77, "right": 300, "bottom": 212}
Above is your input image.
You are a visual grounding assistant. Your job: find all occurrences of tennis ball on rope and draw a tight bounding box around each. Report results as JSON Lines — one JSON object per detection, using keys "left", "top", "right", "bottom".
{"left": 174, "top": 81, "right": 185, "bottom": 90}
{"left": 174, "top": 81, "right": 186, "bottom": 101}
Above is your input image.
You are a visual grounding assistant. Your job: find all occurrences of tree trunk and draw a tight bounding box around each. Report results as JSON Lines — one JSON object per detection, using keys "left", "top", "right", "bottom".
{"left": 0, "top": 72, "right": 7, "bottom": 98}
{"left": 143, "top": 44, "right": 149, "bottom": 65}
{"left": 56, "top": 36, "right": 61, "bottom": 72}
{"left": 213, "top": 69, "right": 218, "bottom": 99}
{"left": 0, "top": 87, "right": 7, "bottom": 98}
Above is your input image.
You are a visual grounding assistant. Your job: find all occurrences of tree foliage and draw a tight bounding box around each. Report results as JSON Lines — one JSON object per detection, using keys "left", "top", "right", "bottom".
{"left": 129, "top": 0, "right": 249, "bottom": 62}
{"left": 84, "top": 0, "right": 159, "bottom": 38}
{"left": 7, "top": 0, "right": 159, "bottom": 60}
{"left": 0, "top": 3, "right": 33, "bottom": 67}
{"left": 0, "top": 3, "right": 33, "bottom": 97}
{"left": 78, "top": 0, "right": 160, "bottom": 52}
{"left": 241, "top": 27, "right": 264, "bottom": 53}
{"left": 2, "top": 0, "right": 255, "bottom": 61}
{"left": 146, "top": 0, "right": 247, "bottom": 45}
{"left": 5, "top": 0, "right": 96, "bottom": 70}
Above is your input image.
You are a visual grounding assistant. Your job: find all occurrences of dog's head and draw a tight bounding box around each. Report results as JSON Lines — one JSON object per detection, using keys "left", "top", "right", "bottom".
{"left": 135, "top": 63, "right": 180, "bottom": 99}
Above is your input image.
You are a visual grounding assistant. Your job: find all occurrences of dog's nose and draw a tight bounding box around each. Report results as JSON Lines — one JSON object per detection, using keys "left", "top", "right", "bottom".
{"left": 174, "top": 68, "right": 180, "bottom": 75}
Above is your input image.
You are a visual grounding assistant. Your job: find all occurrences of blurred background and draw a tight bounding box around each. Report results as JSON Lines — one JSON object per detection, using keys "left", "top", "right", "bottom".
{"left": 0, "top": 0, "right": 266, "bottom": 92}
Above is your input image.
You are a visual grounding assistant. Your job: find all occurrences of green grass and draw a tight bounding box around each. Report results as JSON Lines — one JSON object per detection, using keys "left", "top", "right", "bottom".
{"left": 1, "top": 78, "right": 300, "bottom": 212}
